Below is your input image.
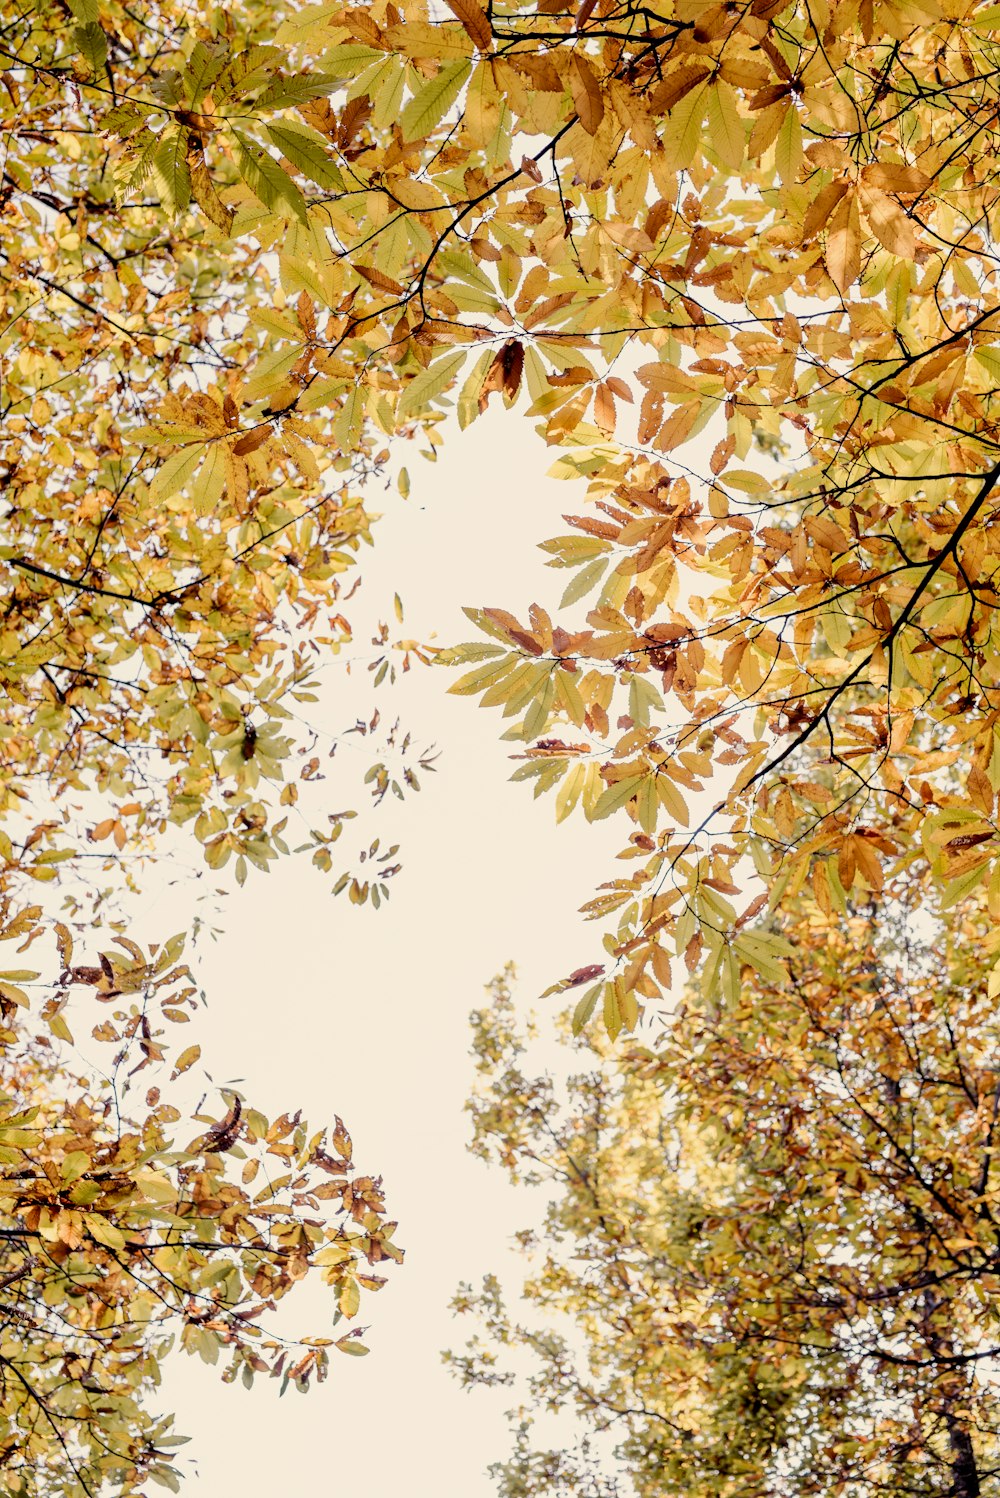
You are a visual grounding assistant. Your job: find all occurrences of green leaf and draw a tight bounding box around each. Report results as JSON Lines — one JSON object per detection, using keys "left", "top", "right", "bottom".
{"left": 450, "top": 655, "right": 517, "bottom": 696}
{"left": 317, "top": 44, "right": 384, "bottom": 79}
{"left": 101, "top": 103, "right": 148, "bottom": 139}
{"left": 214, "top": 45, "right": 286, "bottom": 104}
{"left": 940, "top": 858, "right": 991, "bottom": 910}
{"left": 256, "top": 71, "right": 342, "bottom": 110}
{"left": 400, "top": 61, "right": 472, "bottom": 143}
{"left": 397, "top": 350, "right": 467, "bottom": 420}
{"left": 75, "top": 22, "right": 108, "bottom": 76}
{"left": 561, "top": 557, "right": 607, "bottom": 608}
{"left": 571, "top": 982, "right": 602, "bottom": 1034}
{"left": 153, "top": 131, "right": 192, "bottom": 216}
{"left": 591, "top": 777, "right": 641, "bottom": 821}
{"left": 115, "top": 132, "right": 159, "bottom": 202}
{"left": 264, "top": 121, "right": 345, "bottom": 192}
{"left": 184, "top": 40, "right": 227, "bottom": 104}
{"left": 974, "top": 346, "right": 1000, "bottom": 382}
{"left": 232, "top": 132, "right": 308, "bottom": 223}
{"left": 732, "top": 930, "right": 791, "bottom": 982}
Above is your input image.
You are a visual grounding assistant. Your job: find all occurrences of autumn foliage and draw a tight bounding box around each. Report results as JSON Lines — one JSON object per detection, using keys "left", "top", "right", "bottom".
{"left": 4, "top": 0, "right": 1000, "bottom": 1486}
{"left": 456, "top": 895, "right": 1000, "bottom": 1497}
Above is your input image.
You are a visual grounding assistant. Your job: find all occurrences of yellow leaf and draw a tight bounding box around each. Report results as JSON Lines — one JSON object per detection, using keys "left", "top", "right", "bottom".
{"left": 707, "top": 80, "right": 744, "bottom": 170}
{"left": 825, "top": 191, "right": 861, "bottom": 294}
{"left": 774, "top": 102, "right": 802, "bottom": 185}
{"left": 859, "top": 185, "right": 915, "bottom": 258}
{"left": 661, "top": 81, "right": 707, "bottom": 173}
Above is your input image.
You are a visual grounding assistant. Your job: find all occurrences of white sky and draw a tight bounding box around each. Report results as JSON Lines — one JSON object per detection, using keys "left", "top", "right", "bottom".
{"left": 134, "top": 408, "right": 626, "bottom": 1494}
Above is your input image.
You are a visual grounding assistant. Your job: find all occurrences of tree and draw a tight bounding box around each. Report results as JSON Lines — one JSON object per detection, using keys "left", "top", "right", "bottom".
{"left": 433, "top": 0, "right": 1000, "bottom": 1028}
{"left": 7, "top": 0, "right": 1000, "bottom": 1478}
{"left": 452, "top": 884, "right": 1000, "bottom": 1497}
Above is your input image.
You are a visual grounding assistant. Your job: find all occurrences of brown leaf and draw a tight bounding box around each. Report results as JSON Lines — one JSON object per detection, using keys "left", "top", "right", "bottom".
{"left": 443, "top": 0, "right": 492, "bottom": 48}
{"left": 501, "top": 339, "right": 524, "bottom": 400}
{"left": 565, "top": 963, "right": 606, "bottom": 988}
{"left": 483, "top": 606, "right": 543, "bottom": 655}
{"left": 649, "top": 63, "right": 712, "bottom": 115}
{"left": 593, "top": 383, "right": 616, "bottom": 435}
{"left": 710, "top": 435, "right": 735, "bottom": 475}
{"left": 202, "top": 1096, "right": 243, "bottom": 1154}
{"left": 859, "top": 185, "right": 915, "bottom": 258}
{"left": 232, "top": 425, "right": 273, "bottom": 457}
{"left": 802, "top": 179, "right": 849, "bottom": 242}
{"left": 355, "top": 264, "right": 406, "bottom": 296}
{"left": 568, "top": 53, "right": 604, "bottom": 136}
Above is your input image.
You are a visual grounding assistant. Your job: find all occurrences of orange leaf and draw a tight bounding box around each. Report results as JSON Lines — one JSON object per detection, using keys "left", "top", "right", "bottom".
{"left": 859, "top": 185, "right": 915, "bottom": 259}
{"left": 593, "top": 383, "right": 616, "bottom": 436}
{"left": 862, "top": 163, "right": 931, "bottom": 195}
{"left": 569, "top": 53, "right": 604, "bottom": 136}
{"left": 443, "top": 0, "right": 492, "bottom": 51}
{"left": 825, "top": 192, "right": 861, "bottom": 294}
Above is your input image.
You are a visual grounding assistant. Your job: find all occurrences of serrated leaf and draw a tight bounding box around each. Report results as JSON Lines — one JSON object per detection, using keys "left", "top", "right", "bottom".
{"left": 560, "top": 557, "right": 607, "bottom": 608}
{"left": 151, "top": 444, "right": 206, "bottom": 502}
{"left": 400, "top": 60, "right": 471, "bottom": 142}
{"left": 232, "top": 131, "right": 308, "bottom": 222}
{"left": 116, "top": 135, "right": 159, "bottom": 202}
{"left": 264, "top": 121, "right": 345, "bottom": 192}
{"left": 184, "top": 40, "right": 227, "bottom": 104}
{"left": 153, "top": 131, "right": 192, "bottom": 216}
{"left": 397, "top": 350, "right": 467, "bottom": 420}
{"left": 591, "top": 777, "right": 641, "bottom": 821}
{"left": 571, "top": 982, "right": 602, "bottom": 1034}
{"left": 707, "top": 80, "right": 744, "bottom": 170}
{"left": 317, "top": 44, "right": 384, "bottom": 78}
{"left": 256, "top": 71, "right": 342, "bottom": 110}
{"left": 75, "top": 21, "right": 108, "bottom": 75}
{"left": 774, "top": 102, "right": 801, "bottom": 185}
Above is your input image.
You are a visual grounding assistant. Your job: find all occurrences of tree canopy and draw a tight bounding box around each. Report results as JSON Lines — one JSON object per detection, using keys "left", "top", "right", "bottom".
{"left": 3, "top": 0, "right": 438, "bottom": 909}
{"left": 7, "top": 0, "right": 1000, "bottom": 1487}
{"left": 454, "top": 885, "right": 1000, "bottom": 1497}
{"left": 8, "top": 0, "right": 1000, "bottom": 1018}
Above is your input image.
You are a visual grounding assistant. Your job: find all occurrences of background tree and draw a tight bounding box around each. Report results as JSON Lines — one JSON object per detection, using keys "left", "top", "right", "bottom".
{"left": 453, "top": 884, "right": 1000, "bottom": 1497}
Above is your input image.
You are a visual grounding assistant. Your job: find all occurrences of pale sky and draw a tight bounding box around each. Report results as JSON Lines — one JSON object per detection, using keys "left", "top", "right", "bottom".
{"left": 139, "top": 408, "right": 626, "bottom": 1495}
